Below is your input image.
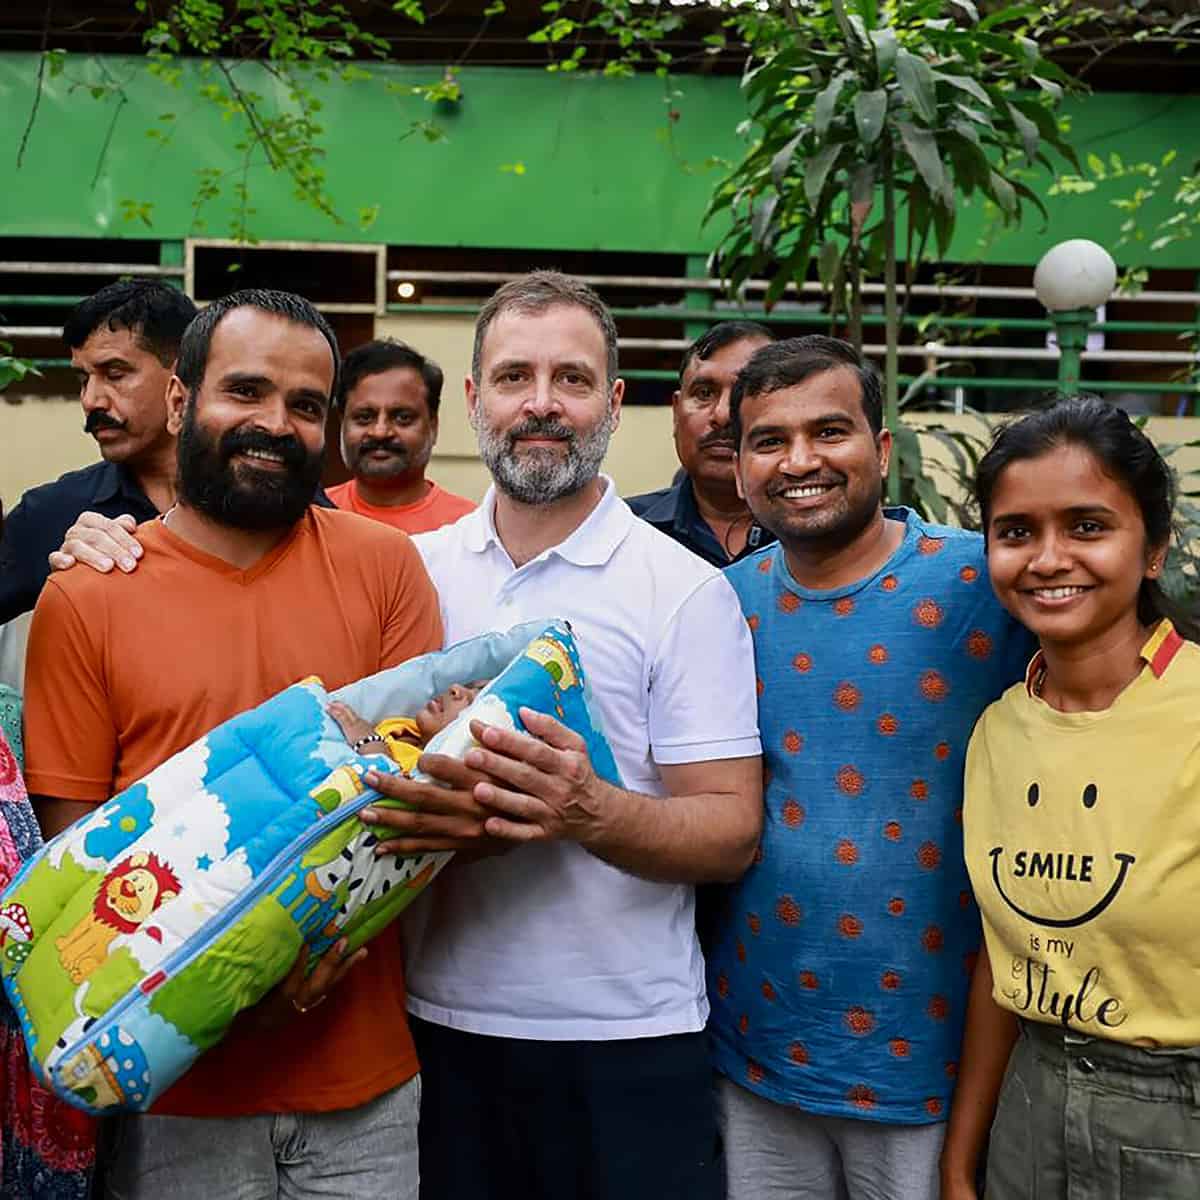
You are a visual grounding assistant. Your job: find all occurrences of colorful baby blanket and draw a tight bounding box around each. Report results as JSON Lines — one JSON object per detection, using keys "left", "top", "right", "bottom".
{"left": 0, "top": 620, "right": 617, "bottom": 1115}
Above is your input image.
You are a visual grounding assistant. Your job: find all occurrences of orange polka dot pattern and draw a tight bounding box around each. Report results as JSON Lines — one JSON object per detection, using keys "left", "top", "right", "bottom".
{"left": 707, "top": 517, "right": 1035, "bottom": 1121}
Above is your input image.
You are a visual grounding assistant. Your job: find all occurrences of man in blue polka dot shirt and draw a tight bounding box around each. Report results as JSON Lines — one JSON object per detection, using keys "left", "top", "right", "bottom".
{"left": 707, "top": 336, "right": 1032, "bottom": 1200}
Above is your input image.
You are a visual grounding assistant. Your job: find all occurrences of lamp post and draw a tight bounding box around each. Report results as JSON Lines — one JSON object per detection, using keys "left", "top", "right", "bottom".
{"left": 1033, "top": 239, "right": 1117, "bottom": 396}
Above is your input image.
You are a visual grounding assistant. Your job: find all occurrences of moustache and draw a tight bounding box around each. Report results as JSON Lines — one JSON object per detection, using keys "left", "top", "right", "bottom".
{"left": 85, "top": 411, "right": 126, "bottom": 435}
{"left": 699, "top": 427, "right": 736, "bottom": 452}
{"left": 358, "top": 438, "right": 408, "bottom": 457}
{"left": 507, "top": 417, "right": 575, "bottom": 445}
{"left": 222, "top": 427, "right": 308, "bottom": 471}
{"left": 767, "top": 474, "right": 845, "bottom": 497}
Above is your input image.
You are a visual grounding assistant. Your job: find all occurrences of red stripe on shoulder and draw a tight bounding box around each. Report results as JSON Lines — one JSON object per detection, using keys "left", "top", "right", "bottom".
{"left": 1148, "top": 626, "right": 1185, "bottom": 678}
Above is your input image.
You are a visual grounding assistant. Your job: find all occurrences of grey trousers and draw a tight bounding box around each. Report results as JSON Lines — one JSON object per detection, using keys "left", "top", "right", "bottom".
{"left": 104, "top": 1075, "right": 420, "bottom": 1200}
{"left": 988, "top": 1021, "right": 1200, "bottom": 1200}
{"left": 716, "top": 1075, "right": 945, "bottom": 1200}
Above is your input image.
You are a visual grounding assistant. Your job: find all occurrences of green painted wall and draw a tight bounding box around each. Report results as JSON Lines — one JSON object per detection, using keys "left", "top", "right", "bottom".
{"left": 0, "top": 52, "right": 1196, "bottom": 266}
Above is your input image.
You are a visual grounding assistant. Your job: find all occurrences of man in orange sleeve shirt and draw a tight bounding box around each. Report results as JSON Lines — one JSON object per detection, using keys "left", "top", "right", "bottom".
{"left": 24, "top": 290, "right": 443, "bottom": 1200}
{"left": 328, "top": 339, "right": 475, "bottom": 534}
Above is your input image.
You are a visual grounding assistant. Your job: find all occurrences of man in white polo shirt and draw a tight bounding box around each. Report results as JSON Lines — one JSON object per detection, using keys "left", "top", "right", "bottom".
{"left": 361, "top": 271, "right": 763, "bottom": 1200}
{"left": 45, "top": 270, "right": 763, "bottom": 1199}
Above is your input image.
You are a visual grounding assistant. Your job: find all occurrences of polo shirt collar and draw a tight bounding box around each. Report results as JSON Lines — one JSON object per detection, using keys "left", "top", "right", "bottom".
{"left": 462, "top": 475, "right": 632, "bottom": 568}
{"left": 636, "top": 471, "right": 690, "bottom": 528}
{"left": 89, "top": 460, "right": 151, "bottom": 509}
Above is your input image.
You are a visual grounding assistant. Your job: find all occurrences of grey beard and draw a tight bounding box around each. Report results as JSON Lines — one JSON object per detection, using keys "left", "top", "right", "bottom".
{"left": 475, "top": 409, "right": 616, "bottom": 505}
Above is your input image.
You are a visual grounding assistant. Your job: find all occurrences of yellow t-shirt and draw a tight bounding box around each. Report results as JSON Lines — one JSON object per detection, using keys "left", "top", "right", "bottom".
{"left": 964, "top": 620, "right": 1200, "bottom": 1046}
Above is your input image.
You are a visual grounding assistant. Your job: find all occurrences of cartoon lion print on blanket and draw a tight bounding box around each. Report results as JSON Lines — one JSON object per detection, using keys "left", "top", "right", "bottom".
{"left": 56, "top": 851, "right": 181, "bottom": 984}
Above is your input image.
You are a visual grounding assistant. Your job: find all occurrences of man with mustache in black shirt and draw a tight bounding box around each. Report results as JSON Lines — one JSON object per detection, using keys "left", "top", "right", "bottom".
{"left": 629, "top": 321, "right": 778, "bottom": 567}
{"left": 0, "top": 279, "right": 196, "bottom": 622}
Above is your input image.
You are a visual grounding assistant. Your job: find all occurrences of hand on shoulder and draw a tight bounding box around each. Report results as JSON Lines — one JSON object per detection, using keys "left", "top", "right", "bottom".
{"left": 49, "top": 512, "right": 144, "bottom": 576}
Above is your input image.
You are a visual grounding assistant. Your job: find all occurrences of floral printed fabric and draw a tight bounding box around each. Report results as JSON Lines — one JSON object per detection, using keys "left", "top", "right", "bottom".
{"left": 709, "top": 509, "right": 1034, "bottom": 1123}
{"left": 0, "top": 712, "right": 95, "bottom": 1198}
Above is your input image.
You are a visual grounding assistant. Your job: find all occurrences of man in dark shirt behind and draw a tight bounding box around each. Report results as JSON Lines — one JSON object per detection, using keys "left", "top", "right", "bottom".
{"left": 0, "top": 279, "right": 196, "bottom": 621}
{"left": 628, "top": 320, "right": 777, "bottom": 567}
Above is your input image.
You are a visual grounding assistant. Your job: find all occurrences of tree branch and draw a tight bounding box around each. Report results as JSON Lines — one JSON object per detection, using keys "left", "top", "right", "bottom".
{"left": 16, "top": 0, "right": 54, "bottom": 169}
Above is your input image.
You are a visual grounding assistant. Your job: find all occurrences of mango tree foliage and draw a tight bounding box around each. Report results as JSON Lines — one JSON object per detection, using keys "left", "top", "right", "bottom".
{"left": 710, "top": 0, "right": 1079, "bottom": 500}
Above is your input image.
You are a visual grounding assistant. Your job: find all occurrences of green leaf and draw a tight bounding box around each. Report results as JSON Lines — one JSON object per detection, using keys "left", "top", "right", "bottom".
{"left": 751, "top": 192, "right": 779, "bottom": 245}
{"left": 896, "top": 120, "right": 949, "bottom": 206}
{"left": 1031, "top": 75, "right": 1063, "bottom": 103}
{"left": 988, "top": 169, "right": 1017, "bottom": 217}
{"left": 771, "top": 133, "right": 804, "bottom": 188}
{"left": 854, "top": 89, "right": 887, "bottom": 148}
{"left": 391, "top": 0, "right": 426, "bottom": 24}
{"left": 1007, "top": 102, "right": 1039, "bottom": 163}
{"left": 895, "top": 49, "right": 938, "bottom": 124}
{"left": 912, "top": 474, "right": 949, "bottom": 525}
{"left": 764, "top": 233, "right": 815, "bottom": 309}
{"left": 869, "top": 27, "right": 898, "bottom": 77}
{"left": 804, "top": 142, "right": 843, "bottom": 208}
{"left": 814, "top": 72, "right": 851, "bottom": 139}
{"left": 932, "top": 199, "right": 955, "bottom": 258}
{"left": 818, "top": 238, "right": 841, "bottom": 290}
{"left": 831, "top": 0, "right": 868, "bottom": 61}
{"left": 932, "top": 72, "right": 992, "bottom": 107}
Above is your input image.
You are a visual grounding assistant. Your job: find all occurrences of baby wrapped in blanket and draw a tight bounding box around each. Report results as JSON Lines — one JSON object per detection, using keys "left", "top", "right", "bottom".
{"left": 0, "top": 620, "right": 619, "bottom": 1115}
{"left": 327, "top": 682, "right": 488, "bottom": 774}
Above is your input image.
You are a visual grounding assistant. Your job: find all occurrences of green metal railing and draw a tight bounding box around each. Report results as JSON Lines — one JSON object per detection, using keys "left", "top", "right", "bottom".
{"left": 2, "top": 245, "right": 1197, "bottom": 409}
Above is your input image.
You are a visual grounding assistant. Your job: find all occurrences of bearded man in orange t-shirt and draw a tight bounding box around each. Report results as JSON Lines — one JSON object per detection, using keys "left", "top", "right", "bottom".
{"left": 328, "top": 339, "right": 475, "bottom": 534}
{"left": 23, "top": 291, "right": 447, "bottom": 1200}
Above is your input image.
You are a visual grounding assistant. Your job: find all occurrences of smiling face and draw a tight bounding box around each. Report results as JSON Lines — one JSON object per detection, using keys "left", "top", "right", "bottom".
{"left": 985, "top": 442, "right": 1165, "bottom": 651}
{"left": 168, "top": 307, "right": 333, "bottom": 531}
{"left": 72, "top": 325, "right": 175, "bottom": 466}
{"left": 340, "top": 366, "right": 436, "bottom": 485}
{"left": 734, "top": 366, "right": 890, "bottom": 550}
{"left": 989, "top": 780, "right": 1136, "bottom": 928}
{"left": 467, "top": 304, "right": 623, "bottom": 505}
{"left": 674, "top": 336, "right": 772, "bottom": 493}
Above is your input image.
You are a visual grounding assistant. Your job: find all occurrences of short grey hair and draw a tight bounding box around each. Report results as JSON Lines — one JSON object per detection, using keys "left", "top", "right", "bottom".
{"left": 471, "top": 270, "right": 619, "bottom": 389}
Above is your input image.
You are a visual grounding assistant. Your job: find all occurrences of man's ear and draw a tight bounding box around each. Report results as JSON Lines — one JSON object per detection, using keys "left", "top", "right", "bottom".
{"left": 734, "top": 453, "right": 746, "bottom": 500}
{"left": 876, "top": 426, "right": 893, "bottom": 480}
{"left": 465, "top": 375, "right": 479, "bottom": 430}
{"left": 609, "top": 377, "right": 625, "bottom": 432}
{"left": 165, "top": 376, "right": 188, "bottom": 436}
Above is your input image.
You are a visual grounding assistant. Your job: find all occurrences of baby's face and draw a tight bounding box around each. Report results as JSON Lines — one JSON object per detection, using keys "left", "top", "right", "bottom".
{"left": 414, "top": 680, "right": 486, "bottom": 740}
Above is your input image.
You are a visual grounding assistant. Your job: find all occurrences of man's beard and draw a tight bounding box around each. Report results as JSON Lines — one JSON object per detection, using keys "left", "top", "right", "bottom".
{"left": 474, "top": 406, "right": 616, "bottom": 505}
{"left": 753, "top": 472, "right": 881, "bottom": 551}
{"left": 177, "top": 402, "right": 325, "bottom": 531}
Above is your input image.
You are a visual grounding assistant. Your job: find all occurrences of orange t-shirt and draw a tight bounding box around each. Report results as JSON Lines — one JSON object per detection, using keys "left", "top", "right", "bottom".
{"left": 327, "top": 478, "right": 475, "bottom": 534}
{"left": 23, "top": 507, "right": 443, "bottom": 1117}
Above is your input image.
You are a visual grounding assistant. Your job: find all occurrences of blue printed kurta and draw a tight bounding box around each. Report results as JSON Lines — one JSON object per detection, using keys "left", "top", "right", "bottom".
{"left": 709, "top": 509, "right": 1032, "bottom": 1123}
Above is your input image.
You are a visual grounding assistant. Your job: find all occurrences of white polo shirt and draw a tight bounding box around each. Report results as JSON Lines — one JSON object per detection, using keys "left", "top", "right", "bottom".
{"left": 406, "top": 477, "right": 761, "bottom": 1040}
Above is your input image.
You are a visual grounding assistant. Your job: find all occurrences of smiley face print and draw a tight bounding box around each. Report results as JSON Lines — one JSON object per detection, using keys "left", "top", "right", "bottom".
{"left": 989, "top": 782, "right": 1136, "bottom": 929}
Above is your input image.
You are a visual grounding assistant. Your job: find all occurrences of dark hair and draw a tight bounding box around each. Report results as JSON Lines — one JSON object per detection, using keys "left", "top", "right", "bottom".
{"left": 338, "top": 339, "right": 444, "bottom": 416}
{"left": 63, "top": 279, "right": 197, "bottom": 366}
{"left": 679, "top": 320, "right": 773, "bottom": 384}
{"left": 176, "top": 289, "right": 340, "bottom": 399}
{"left": 472, "top": 270, "right": 618, "bottom": 389}
{"left": 730, "top": 335, "right": 883, "bottom": 444}
{"left": 975, "top": 394, "right": 1199, "bottom": 640}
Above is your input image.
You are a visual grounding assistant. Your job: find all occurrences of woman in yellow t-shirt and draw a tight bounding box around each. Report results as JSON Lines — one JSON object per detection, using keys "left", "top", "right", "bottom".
{"left": 941, "top": 396, "right": 1200, "bottom": 1200}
